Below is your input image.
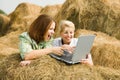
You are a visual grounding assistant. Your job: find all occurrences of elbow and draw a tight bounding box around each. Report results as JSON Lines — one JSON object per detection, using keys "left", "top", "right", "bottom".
{"left": 24, "top": 53, "right": 35, "bottom": 60}
{"left": 24, "top": 55, "right": 31, "bottom": 60}
{"left": 24, "top": 50, "right": 41, "bottom": 60}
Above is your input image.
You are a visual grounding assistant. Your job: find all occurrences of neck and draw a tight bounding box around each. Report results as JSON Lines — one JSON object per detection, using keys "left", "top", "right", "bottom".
{"left": 62, "top": 39, "right": 70, "bottom": 45}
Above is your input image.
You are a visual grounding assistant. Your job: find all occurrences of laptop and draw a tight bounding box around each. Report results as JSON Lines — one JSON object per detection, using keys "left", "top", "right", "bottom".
{"left": 50, "top": 34, "right": 96, "bottom": 64}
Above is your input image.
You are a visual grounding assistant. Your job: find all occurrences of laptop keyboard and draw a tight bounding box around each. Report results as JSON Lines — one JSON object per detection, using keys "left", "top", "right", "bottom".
{"left": 63, "top": 50, "right": 73, "bottom": 57}
{"left": 50, "top": 50, "right": 73, "bottom": 62}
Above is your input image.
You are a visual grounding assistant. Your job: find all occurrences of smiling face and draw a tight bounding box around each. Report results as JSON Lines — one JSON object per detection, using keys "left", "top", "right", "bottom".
{"left": 44, "top": 21, "right": 55, "bottom": 41}
{"left": 29, "top": 14, "right": 56, "bottom": 44}
{"left": 60, "top": 27, "right": 74, "bottom": 44}
{"left": 59, "top": 20, "right": 75, "bottom": 45}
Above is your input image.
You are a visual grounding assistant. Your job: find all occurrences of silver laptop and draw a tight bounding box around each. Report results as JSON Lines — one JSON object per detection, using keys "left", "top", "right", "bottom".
{"left": 50, "top": 34, "right": 96, "bottom": 64}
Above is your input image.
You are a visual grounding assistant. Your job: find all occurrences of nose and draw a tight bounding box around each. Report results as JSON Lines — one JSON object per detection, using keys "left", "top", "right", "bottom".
{"left": 51, "top": 30, "right": 55, "bottom": 34}
{"left": 67, "top": 33, "right": 71, "bottom": 37}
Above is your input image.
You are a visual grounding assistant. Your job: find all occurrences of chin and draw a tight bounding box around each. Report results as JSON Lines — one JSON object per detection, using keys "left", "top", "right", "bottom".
{"left": 66, "top": 40, "right": 71, "bottom": 43}
{"left": 47, "top": 39, "right": 50, "bottom": 41}
{"left": 67, "top": 39, "right": 71, "bottom": 42}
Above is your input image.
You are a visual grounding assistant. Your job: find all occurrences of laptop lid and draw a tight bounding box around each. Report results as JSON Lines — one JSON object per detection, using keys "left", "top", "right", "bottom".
{"left": 50, "top": 34, "right": 95, "bottom": 64}
{"left": 71, "top": 35, "right": 96, "bottom": 63}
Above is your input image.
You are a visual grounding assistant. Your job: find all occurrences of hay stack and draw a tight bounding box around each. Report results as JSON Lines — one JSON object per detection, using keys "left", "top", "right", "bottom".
{"left": 0, "top": 31, "right": 20, "bottom": 48}
{"left": 75, "top": 29, "right": 120, "bottom": 69}
{"left": 0, "top": 1, "right": 120, "bottom": 80}
{"left": 0, "top": 44, "right": 19, "bottom": 58}
{"left": 55, "top": 0, "right": 120, "bottom": 39}
{"left": 0, "top": 54, "right": 120, "bottom": 80}
{"left": 8, "top": 2, "right": 42, "bottom": 32}
{"left": 0, "top": 29, "right": 120, "bottom": 80}
{"left": 40, "top": 4, "right": 62, "bottom": 18}
{"left": 0, "top": 14, "right": 10, "bottom": 36}
{"left": 0, "top": 31, "right": 20, "bottom": 58}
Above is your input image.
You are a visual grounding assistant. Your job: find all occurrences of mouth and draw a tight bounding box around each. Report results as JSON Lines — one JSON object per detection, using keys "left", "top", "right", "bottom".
{"left": 48, "top": 35, "right": 51, "bottom": 38}
{"left": 48, "top": 34, "right": 52, "bottom": 39}
{"left": 66, "top": 37, "right": 72, "bottom": 40}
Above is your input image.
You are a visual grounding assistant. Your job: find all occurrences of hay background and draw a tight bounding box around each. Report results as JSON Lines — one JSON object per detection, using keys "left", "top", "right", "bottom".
{"left": 0, "top": 0, "right": 120, "bottom": 80}
{"left": 0, "top": 54, "right": 120, "bottom": 80}
{"left": 55, "top": 0, "right": 120, "bottom": 39}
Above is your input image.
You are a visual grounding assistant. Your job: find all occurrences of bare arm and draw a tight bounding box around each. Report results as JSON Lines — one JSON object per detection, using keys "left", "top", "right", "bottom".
{"left": 24, "top": 47, "right": 63, "bottom": 60}
{"left": 20, "top": 47, "right": 64, "bottom": 66}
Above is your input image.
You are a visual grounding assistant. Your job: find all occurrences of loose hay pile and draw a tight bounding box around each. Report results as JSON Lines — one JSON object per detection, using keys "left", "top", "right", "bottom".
{"left": 8, "top": 2, "right": 42, "bottom": 32}
{"left": 75, "top": 29, "right": 120, "bottom": 69}
{"left": 0, "top": 30, "right": 120, "bottom": 80}
{"left": 0, "top": 53, "right": 120, "bottom": 80}
{"left": 0, "top": 14, "right": 10, "bottom": 36}
{"left": 0, "top": 0, "right": 120, "bottom": 80}
{"left": 55, "top": 0, "right": 120, "bottom": 39}
{"left": 40, "top": 4, "right": 62, "bottom": 18}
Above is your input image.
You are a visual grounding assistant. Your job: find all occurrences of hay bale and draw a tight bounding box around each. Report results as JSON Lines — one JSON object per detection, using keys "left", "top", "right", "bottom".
{"left": 75, "top": 29, "right": 120, "bottom": 69}
{"left": 0, "top": 31, "right": 20, "bottom": 48}
{"left": 55, "top": 0, "right": 120, "bottom": 39}
{"left": 0, "top": 14, "right": 10, "bottom": 36}
{"left": 8, "top": 2, "right": 42, "bottom": 32}
{"left": 0, "top": 1, "right": 120, "bottom": 79}
{"left": 92, "top": 43, "right": 120, "bottom": 69}
{"left": 0, "top": 54, "right": 120, "bottom": 80}
{"left": 40, "top": 4, "right": 62, "bottom": 18}
{"left": 94, "top": 66, "right": 120, "bottom": 80}
{"left": 0, "top": 31, "right": 20, "bottom": 57}
{"left": 0, "top": 44, "right": 19, "bottom": 56}
{"left": 0, "top": 53, "right": 21, "bottom": 79}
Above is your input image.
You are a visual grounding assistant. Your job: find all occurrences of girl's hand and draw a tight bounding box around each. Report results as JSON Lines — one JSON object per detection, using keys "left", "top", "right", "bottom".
{"left": 61, "top": 44, "right": 75, "bottom": 53}
{"left": 80, "top": 54, "right": 93, "bottom": 66}
{"left": 80, "top": 59, "right": 93, "bottom": 66}
{"left": 19, "top": 60, "right": 31, "bottom": 66}
{"left": 52, "top": 47, "right": 64, "bottom": 56}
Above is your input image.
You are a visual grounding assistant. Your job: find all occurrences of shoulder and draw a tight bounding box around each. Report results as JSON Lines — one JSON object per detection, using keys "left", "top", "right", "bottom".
{"left": 52, "top": 37, "right": 62, "bottom": 46}
{"left": 72, "top": 38, "right": 78, "bottom": 42}
{"left": 19, "top": 32, "right": 29, "bottom": 38}
{"left": 19, "top": 32, "right": 32, "bottom": 42}
{"left": 53, "top": 37, "right": 62, "bottom": 44}
{"left": 72, "top": 38, "right": 78, "bottom": 41}
{"left": 53, "top": 37, "right": 61, "bottom": 42}
{"left": 70, "top": 38, "right": 78, "bottom": 46}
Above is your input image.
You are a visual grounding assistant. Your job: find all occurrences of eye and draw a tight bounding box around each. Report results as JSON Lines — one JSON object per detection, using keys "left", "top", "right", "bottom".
{"left": 64, "top": 31, "right": 68, "bottom": 34}
{"left": 49, "top": 27, "right": 53, "bottom": 30}
{"left": 70, "top": 31, "right": 73, "bottom": 34}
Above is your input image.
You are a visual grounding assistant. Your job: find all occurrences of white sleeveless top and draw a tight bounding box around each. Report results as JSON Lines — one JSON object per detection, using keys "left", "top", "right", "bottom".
{"left": 52, "top": 37, "right": 78, "bottom": 47}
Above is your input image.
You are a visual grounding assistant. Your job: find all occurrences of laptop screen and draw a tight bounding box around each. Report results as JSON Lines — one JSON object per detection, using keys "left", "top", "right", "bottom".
{"left": 72, "top": 35, "right": 96, "bottom": 62}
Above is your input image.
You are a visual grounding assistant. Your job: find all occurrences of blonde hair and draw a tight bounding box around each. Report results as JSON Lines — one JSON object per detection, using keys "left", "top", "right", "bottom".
{"left": 59, "top": 20, "right": 75, "bottom": 33}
